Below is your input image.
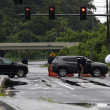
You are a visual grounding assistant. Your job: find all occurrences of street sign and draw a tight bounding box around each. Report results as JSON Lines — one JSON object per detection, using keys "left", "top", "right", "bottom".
{"left": 51, "top": 52, "right": 56, "bottom": 57}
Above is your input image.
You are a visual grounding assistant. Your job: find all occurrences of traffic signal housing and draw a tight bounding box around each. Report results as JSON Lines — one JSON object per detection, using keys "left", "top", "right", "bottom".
{"left": 80, "top": 7, "right": 86, "bottom": 20}
{"left": 14, "top": 0, "right": 22, "bottom": 4}
{"left": 25, "top": 7, "right": 31, "bottom": 20}
{"left": 49, "top": 6, "right": 55, "bottom": 19}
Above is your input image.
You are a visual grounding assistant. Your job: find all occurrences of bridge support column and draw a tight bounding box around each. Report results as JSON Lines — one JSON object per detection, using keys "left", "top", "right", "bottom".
{"left": 0, "top": 50, "right": 4, "bottom": 57}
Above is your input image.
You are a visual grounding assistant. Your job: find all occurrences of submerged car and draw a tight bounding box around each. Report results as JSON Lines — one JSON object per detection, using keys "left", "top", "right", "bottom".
{"left": 0, "top": 57, "right": 28, "bottom": 78}
{"left": 51, "top": 56, "right": 108, "bottom": 77}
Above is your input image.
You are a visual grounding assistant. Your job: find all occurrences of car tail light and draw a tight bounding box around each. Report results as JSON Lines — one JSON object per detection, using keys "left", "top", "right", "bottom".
{"left": 53, "top": 62, "right": 58, "bottom": 65}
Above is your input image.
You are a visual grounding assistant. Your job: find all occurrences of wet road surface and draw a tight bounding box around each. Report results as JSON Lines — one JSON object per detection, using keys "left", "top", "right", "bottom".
{"left": 0, "top": 61, "right": 110, "bottom": 110}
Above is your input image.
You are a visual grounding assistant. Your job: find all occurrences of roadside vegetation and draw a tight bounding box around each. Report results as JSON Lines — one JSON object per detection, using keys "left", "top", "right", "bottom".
{"left": 39, "top": 96, "right": 58, "bottom": 103}
{"left": 0, "top": 84, "right": 6, "bottom": 97}
{"left": 0, "top": 92, "right": 5, "bottom": 96}
{"left": 40, "top": 64, "right": 48, "bottom": 67}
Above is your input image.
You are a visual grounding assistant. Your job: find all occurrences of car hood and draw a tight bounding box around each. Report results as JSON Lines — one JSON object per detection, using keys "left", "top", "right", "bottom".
{"left": 91, "top": 61, "right": 107, "bottom": 66}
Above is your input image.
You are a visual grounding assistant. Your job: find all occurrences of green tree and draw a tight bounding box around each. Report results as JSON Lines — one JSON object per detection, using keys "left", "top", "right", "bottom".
{"left": 77, "top": 24, "right": 108, "bottom": 62}
{"left": 57, "top": 49, "right": 68, "bottom": 56}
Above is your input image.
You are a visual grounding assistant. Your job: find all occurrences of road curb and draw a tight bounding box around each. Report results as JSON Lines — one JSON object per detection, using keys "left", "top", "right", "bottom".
{"left": 0, "top": 100, "right": 16, "bottom": 110}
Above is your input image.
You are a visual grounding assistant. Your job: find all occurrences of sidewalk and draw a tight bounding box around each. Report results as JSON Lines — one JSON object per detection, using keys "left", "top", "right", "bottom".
{"left": 0, "top": 97, "right": 99, "bottom": 110}
{"left": 0, "top": 75, "right": 100, "bottom": 110}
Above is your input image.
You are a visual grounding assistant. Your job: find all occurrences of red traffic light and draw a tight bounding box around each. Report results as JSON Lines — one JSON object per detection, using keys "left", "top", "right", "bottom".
{"left": 49, "top": 6, "right": 55, "bottom": 19}
{"left": 26, "top": 8, "right": 30, "bottom": 11}
{"left": 81, "top": 8, "right": 86, "bottom": 12}
{"left": 25, "top": 7, "right": 31, "bottom": 20}
{"left": 50, "top": 7, "right": 54, "bottom": 11}
{"left": 80, "top": 7, "right": 86, "bottom": 20}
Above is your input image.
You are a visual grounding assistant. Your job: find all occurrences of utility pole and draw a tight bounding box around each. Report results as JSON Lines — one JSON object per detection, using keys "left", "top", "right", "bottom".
{"left": 109, "top": 0, "right": 110, "bottom": 17}
{"left": 66, "top": 0, "right": 67, "bottom": 15}
{"left": 90, "top": 9, "right": 94, "bottom": 60}
{"left": 106, "top": 0, "right": 109, "bottom": 48}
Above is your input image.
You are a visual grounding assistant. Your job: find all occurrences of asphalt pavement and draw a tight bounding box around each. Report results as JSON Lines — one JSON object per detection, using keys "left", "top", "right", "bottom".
{"left": 0, "top": 61, "right": 110, "bottom": 110}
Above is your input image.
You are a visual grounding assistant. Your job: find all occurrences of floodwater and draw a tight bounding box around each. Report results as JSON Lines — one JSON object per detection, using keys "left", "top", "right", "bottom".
{"left": 1, "top": 79, "right": 27, "bottom": 97}
{"left": 67, "top": 103, "right": 110, "bottom": 108}
{"left": 63, "top": 78, "right": 110, "bottom": 88}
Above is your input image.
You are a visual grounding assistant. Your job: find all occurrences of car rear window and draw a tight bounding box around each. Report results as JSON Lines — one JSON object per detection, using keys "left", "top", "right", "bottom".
{"left": 63, "top": 57, "right": 76, "bottom": 62}
{"left": 52, "top": 57, "right": 59, "bottom": 62}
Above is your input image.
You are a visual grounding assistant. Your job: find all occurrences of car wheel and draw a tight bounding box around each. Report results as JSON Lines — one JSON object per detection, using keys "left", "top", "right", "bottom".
{"left": 8, "top": 75, "right": 15, "bottom": 78}
{"left": 58, "top": 68, "right": 67, "bottom": 77}
{"left": 17, "top": 69, "right": 25, "bottom": 77}
{"left": 92, "top": 68, "right": 101, "bottom": 77}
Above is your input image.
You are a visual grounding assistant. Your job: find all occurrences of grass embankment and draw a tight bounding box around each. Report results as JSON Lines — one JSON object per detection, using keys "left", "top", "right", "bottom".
{"left": 39, "top": 96, "right": 58, "bottom": 103}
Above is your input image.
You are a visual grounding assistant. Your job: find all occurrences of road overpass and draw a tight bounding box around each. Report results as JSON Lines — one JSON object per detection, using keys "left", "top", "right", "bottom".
{"left": 0, "top": 42, "right": 80, "bottom": 57}
{"left": 0, "top": 42, "right": 79, "bottom": 50}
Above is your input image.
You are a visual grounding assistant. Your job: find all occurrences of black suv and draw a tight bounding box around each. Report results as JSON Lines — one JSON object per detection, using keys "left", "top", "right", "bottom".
{"left": 0, "top": 57, "right": 28, "bottom": 78}
{"left": 51, "top": 56, "right": 108, "bottom": 77}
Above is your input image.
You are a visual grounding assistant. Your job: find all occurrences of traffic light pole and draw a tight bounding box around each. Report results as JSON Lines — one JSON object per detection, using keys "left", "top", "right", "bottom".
{"left": 106, "top": 0, "right": 109, "bottom": 51}
{"left": 19, "top": 13, "right": 110, "bottom": 16}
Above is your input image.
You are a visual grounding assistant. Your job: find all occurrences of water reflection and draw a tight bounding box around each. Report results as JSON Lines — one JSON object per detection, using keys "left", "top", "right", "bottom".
{"left": 63, "top": 78, "right": 110, "bottom": 88}
{"left": 1, "top": 79, "right": 27, "bottom": 97}
{"left": 67, "top": 103, "right": 110, "bottom": 108}
{"left": 83, "top": 78, "right": 110, "bottom": 88}
{"left": 62, "top": 79, "right": 87, "bottom": 88}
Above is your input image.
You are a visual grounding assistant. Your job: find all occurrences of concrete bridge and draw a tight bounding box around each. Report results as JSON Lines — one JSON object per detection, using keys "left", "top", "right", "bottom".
{"left": 0, "top": 42, "right": 80, "bottom": 56}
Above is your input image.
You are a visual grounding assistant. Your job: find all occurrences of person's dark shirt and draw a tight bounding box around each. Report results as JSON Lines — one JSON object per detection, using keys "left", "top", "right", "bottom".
{"left": 80, "top": 57, "right": 86, "bottom": 66}
{"left": 22, "top": 58, "right": 28, "bottom": 65}
{"left": 48, "top": 57, "right": 51, "bottom": 64}
{"left": 50, "top": 57, "right": 55, "bottom": 64}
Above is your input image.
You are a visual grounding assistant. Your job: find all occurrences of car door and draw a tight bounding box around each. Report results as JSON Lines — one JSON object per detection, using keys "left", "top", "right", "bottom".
{"left": 84, "top": 58, "right": 91, "bottom": 74}
{"left": 66, "top": 57, "right": 78, "bottom": 73}
{"left": 1, "top": 58, "right": 16, "bottom": 74}
{"left": 77, "top": 57, "right": 82, "bottom": 72}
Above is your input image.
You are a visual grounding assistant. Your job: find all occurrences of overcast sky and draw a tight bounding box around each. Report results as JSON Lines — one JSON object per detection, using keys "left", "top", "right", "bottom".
{"left": 93, "top": 0, "right": 107, "bottom": 23}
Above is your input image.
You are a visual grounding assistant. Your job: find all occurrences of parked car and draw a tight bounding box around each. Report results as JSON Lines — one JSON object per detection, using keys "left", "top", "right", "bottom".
{"left": 0, "top": 57, "right": 28, "bottom": 78}
{"left": 51, "top": 56, "right": 108, "bottom": 77}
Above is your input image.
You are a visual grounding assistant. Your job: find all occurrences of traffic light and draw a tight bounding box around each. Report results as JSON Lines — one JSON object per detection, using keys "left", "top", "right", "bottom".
{"left": 49, "top": 6, "right": 55, "bottom": 19}
{"left": 14, "top": 0, "right": 22, "bottom": 4}
{"left": 25, "top": 7, "right": 31, "bottom": 20}
{"left": 80, "top": 7, "right": 86, "bottom": 20}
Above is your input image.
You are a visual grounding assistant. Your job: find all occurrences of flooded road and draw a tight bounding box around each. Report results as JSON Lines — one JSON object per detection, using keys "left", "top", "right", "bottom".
{"left": 0, "top": 61, "right": 110, "bottom": 110}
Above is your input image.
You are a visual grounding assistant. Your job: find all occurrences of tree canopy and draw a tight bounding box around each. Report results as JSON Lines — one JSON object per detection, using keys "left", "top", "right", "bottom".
{"left": 0, "top": 0, "right": 108, "bottom": 62}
